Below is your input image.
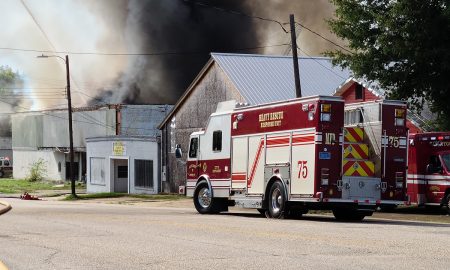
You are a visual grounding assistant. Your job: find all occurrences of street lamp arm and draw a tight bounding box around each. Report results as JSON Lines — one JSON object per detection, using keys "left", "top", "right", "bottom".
{"left": 36, "top": 53, "right": 66, "bottom": 62}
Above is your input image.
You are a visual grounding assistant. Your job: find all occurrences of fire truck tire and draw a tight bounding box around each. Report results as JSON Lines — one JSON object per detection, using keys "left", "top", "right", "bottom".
{"left": 332, "top": 209, "right": 365, "bottom": 221}
{"left": 193, "top": 181, "right": 220, "bottom": 214}
{"left": 267, "top": 181, "right": 286, "bottom": 219}
{"left": 444, "top": 194, "right": 450, "bottom": 215}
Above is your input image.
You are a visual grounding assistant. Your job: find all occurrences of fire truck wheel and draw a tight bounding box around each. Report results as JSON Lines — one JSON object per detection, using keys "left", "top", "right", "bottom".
{"left": 332, "top": 209, "right": 365, "bottom": 221}
{"left": 267, "top": 181, "right": 286, "bottom": 219}
{"left": 193, "top": 182, "right": 220, "bottom": 214}
{"left": 444, "top": 194, "right": 450, "bottom": 215}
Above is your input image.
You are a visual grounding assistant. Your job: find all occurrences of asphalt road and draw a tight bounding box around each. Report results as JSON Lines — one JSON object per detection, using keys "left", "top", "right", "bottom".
{"left": 1, "top": 199, "right": 450, "bottom": 270}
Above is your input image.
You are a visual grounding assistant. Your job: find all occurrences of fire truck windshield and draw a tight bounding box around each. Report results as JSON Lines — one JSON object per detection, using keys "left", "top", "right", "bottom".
{"left": 441, "top": 153, "right": 450, "bottom": 172}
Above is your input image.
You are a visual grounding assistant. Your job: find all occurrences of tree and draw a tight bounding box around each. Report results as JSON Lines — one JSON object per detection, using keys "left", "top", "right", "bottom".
{"left": 0, "top": 66, "right": 23, "bottom": 136}
{"left": 327, "top": 0, "right": 450, "bottom": 129}
{"left": 26, "top": 158, "right": 48, "bottom": 182}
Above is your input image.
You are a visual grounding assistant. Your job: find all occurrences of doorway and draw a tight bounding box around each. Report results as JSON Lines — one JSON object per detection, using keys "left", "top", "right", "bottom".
{"left": 113, "top": 159, "right": 128, "bottom": 193}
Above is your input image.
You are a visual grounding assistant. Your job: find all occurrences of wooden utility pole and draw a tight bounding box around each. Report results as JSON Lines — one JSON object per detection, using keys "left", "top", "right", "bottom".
{"left": 65, "top": 55, "right": 76, "bottom": 196}
{"left": 37, "top": 53, "right": 76, "bottom": 196}
{"left": 290, "top": 14, "right": 302, "bottom": 98}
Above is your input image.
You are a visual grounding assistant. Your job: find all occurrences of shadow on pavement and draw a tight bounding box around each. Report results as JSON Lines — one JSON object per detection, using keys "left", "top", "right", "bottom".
{"left": 378, "top": 206, "right": 447, "bottom": 215}
{"left": 222, "top": 210, "right": 450, "bottom": 227}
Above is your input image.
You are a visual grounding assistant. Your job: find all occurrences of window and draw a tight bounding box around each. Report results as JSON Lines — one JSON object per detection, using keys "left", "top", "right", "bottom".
{"left": 427, "top": 155, "right": 443, "bottom": 174}
{"left": 355, "top": 84, "right": 364, "bottom": 100}
{"left": 58, "top": 162, "right": 61, "bottom": 172}
{"left": 344, "top": 110, "right": 362, "bottom": 125}
{"left": 3, "top": 160, "right": 9, "bottom": 166}
{"left": 189, "top": 137, "right": 198, "bottom": 158}
{"left": 170, "top": 117, "right": 176, "bottom": 153}
{"left": 135, "top": 160, "right": 154, "bottom": 188}
{"left": 90, "top": 158, "right": 105, "bottom": 185}
{"left": 441, "top": 153, "right": 450, "bottom": 171}
{"left": 212, "top": 130, "right": 222, "bottom": 152}
{"left": 117, "top": 166, "right": 128, "bottom": 178}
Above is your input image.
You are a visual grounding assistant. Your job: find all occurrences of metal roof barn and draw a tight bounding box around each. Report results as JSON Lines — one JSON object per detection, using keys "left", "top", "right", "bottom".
{"left": 212, "top": 53, "right": 351, "bottom": 105}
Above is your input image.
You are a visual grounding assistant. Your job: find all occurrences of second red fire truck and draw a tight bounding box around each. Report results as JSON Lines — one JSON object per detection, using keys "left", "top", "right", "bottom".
{"left": 181, "top": 95, "right": 409, "bottom": 220}
{"left": 407, "top": 132, "right": 450, "bottom": 214}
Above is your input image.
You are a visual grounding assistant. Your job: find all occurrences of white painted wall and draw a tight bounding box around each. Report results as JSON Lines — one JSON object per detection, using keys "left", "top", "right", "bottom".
{"left": 13, "top": 149, "right": 65, "bottom": 180}
{"left": 12, "top": 109, "right": 116, "bottom": 149}
{"left": 86, "top": 137, "right": 159, "bottom": 194}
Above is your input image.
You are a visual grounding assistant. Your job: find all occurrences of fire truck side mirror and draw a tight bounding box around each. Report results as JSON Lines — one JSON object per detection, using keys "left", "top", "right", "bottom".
{"left": 175, "top": 144, "right": 182, "bottom": 158}
{"left": 426, "top": 163, "right": 442, "bottom": 174}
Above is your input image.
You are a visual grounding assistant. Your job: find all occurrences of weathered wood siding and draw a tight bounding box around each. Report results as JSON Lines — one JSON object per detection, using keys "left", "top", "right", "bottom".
{"left": 161, "top": 62, "right": 245, "bottom": 192}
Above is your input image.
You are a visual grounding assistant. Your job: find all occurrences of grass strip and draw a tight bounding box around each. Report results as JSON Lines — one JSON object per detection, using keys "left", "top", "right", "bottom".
{"left": 63, "top": 192, "right": 184, "bottom": 201}
{"left": 0, "top": 179, "right": 85, "bottom": 194}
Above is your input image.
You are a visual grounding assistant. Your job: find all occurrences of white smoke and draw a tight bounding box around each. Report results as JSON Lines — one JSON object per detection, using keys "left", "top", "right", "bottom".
{"left": 0, "top": 0, "right": 130, "bottom": 109}
{"left": 0, "top": 0, "right": 341, "bottom": 109}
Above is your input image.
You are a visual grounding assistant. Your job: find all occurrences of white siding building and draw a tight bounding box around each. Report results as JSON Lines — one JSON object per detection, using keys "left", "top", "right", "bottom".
{"left": 12, "top": 104, "right": 171, "bottom": 182}
{"left": 86, "top": 136, "right": 159, "bottom": 194}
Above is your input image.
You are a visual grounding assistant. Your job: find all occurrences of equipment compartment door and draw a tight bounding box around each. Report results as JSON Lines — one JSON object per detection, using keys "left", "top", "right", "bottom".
{"left": 290, "top": 130, "right": 316, "bottom": 195}
{"left": 231, "top": 137, "right": 248, "bottom": 190}
{"left": 247, "top": 135, "right": 265, "bottom": 194}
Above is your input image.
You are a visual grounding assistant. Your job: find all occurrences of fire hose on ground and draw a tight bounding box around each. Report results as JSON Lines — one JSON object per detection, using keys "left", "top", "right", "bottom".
{"left": 0, "top": 200, "right": 12, "bottom": 216}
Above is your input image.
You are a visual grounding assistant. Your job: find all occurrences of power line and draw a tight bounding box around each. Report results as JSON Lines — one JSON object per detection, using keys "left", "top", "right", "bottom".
{"left": 182, "top": 0, "right": 352, "bottom": 54}
{"left": 0, "top": 97, "right": 162, "bottom": 132}
{"left": 294, "top": 22, "right": 353, "bottom": 54}
{"left": 181, "top": 0, "right": 289, "bottom": 33}
{"left": 297, "top": 46, "right": 347, "bottom": 80}
{"left": 0, "top": 87, "right": 64, "bottom": 90}
{"left": 0, "top": 43, "right": 289, "bottom": 56}
{"left": 2, "top": 2, "right": 351, "bottom": 58}
{"left": 72, "top": 91, "right": 107, "bottom": 104}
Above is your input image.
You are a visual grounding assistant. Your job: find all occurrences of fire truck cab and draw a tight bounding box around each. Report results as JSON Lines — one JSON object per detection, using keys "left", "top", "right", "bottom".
{"left": 407, "top": 132, "right": 450, "bottom": 213}
{"left": 183, "top": 95, "right": 408, "bottom": 220}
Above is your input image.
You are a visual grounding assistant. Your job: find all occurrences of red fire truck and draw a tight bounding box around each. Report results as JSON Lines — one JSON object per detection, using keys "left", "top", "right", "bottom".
{"left": 181, "top": 95, "right": 408, "bottom": 220}
{"left": 407, "top": 132, "right": 450, "bottom": 213}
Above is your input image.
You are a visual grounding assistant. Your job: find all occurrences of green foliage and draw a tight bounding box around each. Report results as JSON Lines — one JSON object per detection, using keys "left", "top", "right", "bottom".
{"left": 0, "top": 178, "right": 79, "bottom": 194}
{"left": 0, "top": 65, "right": 22, "bottom": 89}
{"left": 63, "top": 192, "right": 184, "bottom": 201}
{"left": 327, "top": 0, "right": 450, "bottom": 130}
{"left": 26, "top": 158, "right": 47, "bottom": 182}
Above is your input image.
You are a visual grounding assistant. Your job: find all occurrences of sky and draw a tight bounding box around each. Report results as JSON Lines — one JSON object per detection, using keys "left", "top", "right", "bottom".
{"left": 0, "top": 0, "right": 342, "bottom": 111}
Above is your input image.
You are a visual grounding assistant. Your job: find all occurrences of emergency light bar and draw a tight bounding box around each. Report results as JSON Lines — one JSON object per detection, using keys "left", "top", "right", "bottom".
{"left": 419, "top": 135, "right": 450, "bottom": 141}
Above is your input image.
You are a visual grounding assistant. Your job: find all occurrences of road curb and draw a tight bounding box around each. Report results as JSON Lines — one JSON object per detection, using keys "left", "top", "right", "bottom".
{"left": 0, "top": 200, "right": 12, "bottom": 216}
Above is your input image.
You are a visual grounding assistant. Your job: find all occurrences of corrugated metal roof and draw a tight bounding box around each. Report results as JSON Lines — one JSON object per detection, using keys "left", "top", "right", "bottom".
{"left": 211, "top": 53, "right": 352, "bottom": 105}
{"left": 158, "top": 53, "right": 352, "bottom": 129}
{"left": 120, "top": 105, "right": 173, "bottom": 136}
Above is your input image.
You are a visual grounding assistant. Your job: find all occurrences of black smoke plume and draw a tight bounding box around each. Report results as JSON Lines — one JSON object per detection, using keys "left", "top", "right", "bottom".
{"left": 92, "top": 0, "right": 336, "bottom": 105}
